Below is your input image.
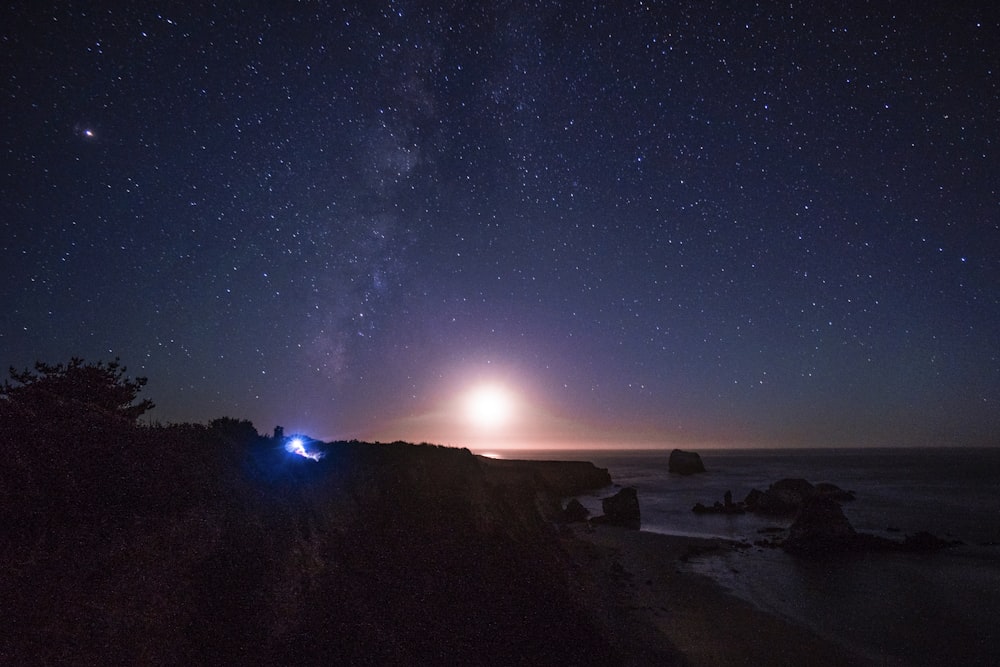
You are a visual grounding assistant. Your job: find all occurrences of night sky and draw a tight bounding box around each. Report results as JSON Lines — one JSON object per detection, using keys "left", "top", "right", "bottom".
{"left": 3, "top": 2, "right": 998, "bottom": 450}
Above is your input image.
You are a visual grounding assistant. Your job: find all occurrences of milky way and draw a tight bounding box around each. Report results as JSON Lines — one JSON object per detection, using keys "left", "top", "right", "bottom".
{"left": 2, "top": 2, "right": 997, "bottom": 448}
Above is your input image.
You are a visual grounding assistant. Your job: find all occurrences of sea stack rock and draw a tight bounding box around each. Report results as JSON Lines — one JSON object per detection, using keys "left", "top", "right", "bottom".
{"left": 814, "top": 482, "right": 856, "bottom": 503}
{"left": 754, "top": 478, "right": 816, "bottom": 514}
{"left": 782, "top": 496, "right": 857, "bottom": 557}
{"left": 668, "top": 449, "right": 706, "bottom": 475}
{"left": 598, "top": 487, "right": 641, "bottom": 528}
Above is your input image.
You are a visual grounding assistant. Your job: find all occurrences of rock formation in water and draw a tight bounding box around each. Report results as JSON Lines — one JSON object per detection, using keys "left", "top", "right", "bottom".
{"left": 694, "top": 478, "right": 854, "bottom": 515}
{"left": 668, "top": 449, "right": 706, "bottom": 475}
{"left": 593, "top": 486, "right": 641, "bottom": 528}
{"left": 755, "top": 478, "right": 815, "bottom": 513}
{"left": 781, "top": 496, "right": 858, "bottom": 556}
{"left": 688, "top": 476, "right": 955, "bottom": 558}
{"left": 781, "top": 497, "right": 961, "bottom": 558}
{"left": 692, "top": 488, "right": 746, "bottom": 514}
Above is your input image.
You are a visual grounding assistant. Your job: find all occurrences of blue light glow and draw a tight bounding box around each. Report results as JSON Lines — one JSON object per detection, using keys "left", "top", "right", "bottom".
{"left": 285, "top": 436, "right": 323, "bottom": 461}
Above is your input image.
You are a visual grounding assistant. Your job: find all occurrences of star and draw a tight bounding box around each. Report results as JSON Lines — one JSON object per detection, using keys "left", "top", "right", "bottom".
{"left": 1, "top": 2, "right": 995, "bottom": 450}
{"left": 74, "top": 124, "right": 97, "bottom": 140}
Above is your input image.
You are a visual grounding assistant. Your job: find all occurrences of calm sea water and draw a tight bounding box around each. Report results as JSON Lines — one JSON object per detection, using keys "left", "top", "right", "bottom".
{"left": 494, "top": 447, "right": 1000, "bottom": 667}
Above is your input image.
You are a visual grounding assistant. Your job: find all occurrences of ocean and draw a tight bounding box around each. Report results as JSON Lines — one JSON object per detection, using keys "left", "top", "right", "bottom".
{"left": 494, "top": 447, "right": 1000, "bottom": 667}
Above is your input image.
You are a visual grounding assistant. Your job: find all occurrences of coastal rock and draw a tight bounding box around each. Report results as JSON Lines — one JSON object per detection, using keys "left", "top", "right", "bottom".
{"left": 781, "top": 500, "right": 962, "bottom": 558}
{"left": 742, "top": 481, "right": 854, "bottom": 515}
{"left": 692, "top": 501, "right": 746, "bottom": 515}
{"left": 815, "top": 482, "right": 856, "bottom": 502}
{"left": 668, "top": 449, "right": 706, "bottom": 475}
{"left": 692, "top": 490, "right": 745, "bottom": 514}
{"left": 479, "top": 458, "right": 612, "bottom": 497}
{"left": 525, "top": 460, "right": 613, "bottom": 496}
{"left": 782, "top": 496, "right": 857, "bottom": 557}
{"left": 694, "top": 478, "right": 854, "bottom": 517}
{"left": 755, "top": 478, "right": 816, "bottom": 515}
{"left": 901, "top": 531, "right": 962, "bottom": 552}
{"left": 686, "top": 475, "right": 957, "bottom": 559}
{"left": 595, "top": 487, "right": 641, "bottom": 528}
{"left": 562, "top": 498, "right": 590, "bottom": 523}
{"left": 743, "top": 488, "right": 764, "bottom": 511}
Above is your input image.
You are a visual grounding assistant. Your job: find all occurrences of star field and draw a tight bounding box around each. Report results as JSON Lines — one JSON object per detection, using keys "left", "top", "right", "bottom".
{"left": 2, "top": 2, "right": 997, "bottom": 448}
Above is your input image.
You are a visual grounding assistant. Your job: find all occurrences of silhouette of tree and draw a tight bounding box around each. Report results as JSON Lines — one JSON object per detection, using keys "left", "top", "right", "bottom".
{"left": 208, "top": 416, "right": 260, "bottom": 445}
{"left": 1, "top": 357, "right": 154, "bottom": 423}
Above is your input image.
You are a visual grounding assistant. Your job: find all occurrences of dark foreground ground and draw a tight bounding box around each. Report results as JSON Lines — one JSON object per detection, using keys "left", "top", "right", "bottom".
{"left": 1, "top": 417, "right": 869, "bottom": 665}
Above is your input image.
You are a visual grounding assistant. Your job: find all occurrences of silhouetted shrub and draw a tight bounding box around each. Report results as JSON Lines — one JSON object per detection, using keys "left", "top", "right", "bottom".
{"left": 209, "top": 416, "right": 261, "bottom": 445}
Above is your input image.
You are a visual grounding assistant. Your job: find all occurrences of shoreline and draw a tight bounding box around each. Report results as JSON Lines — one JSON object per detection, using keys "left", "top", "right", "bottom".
{"left": 553, "top": 447, "right": 1000, "bottom": 666}
{"left": 564, "top": 523, "right": 877, "bottom": 667}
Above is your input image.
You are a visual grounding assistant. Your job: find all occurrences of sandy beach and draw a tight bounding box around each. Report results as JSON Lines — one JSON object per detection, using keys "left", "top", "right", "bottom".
{"left": 564, "top": 524, "right": 876, "bottom": 667}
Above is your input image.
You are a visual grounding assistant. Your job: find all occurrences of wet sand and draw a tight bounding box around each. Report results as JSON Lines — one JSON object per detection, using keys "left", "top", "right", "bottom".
{"left": 566, "top": 524, "right": 877, "bottom": 666}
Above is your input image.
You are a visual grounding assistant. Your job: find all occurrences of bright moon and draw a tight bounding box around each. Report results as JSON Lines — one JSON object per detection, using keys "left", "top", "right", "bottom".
{"left": 465, "top": 384, "right": 514, "bottom": 430}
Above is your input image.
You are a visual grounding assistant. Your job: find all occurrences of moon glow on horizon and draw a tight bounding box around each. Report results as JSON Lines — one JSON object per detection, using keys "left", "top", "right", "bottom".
{"left": 465, "top": 384, "right": 515, "bottom": 431}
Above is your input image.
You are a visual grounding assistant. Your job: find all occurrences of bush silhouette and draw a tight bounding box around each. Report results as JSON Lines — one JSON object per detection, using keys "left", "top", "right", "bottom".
{"left": 208, "top": 416, "right": 260, "bottom": 444}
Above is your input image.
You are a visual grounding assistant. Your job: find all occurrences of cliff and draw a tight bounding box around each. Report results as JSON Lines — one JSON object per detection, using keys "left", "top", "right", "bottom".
{"left": 477, "top": 456, "right": 612, "bottom": 503}
{"left": 1, "top": 424, "right": 621, "bottom": 664}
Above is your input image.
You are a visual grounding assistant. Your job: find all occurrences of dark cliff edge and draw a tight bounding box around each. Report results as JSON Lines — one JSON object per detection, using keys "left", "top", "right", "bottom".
{"left": 1, "top": 424, "right": 638, "bottom": 665}
{"left": 477, "top": 456, "right": 612, "bottom": 501}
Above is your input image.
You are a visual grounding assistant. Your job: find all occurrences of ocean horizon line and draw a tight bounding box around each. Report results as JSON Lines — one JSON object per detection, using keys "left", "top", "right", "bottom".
{"left": 471, "top": 443, "right": 1000, "bottom": 458}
